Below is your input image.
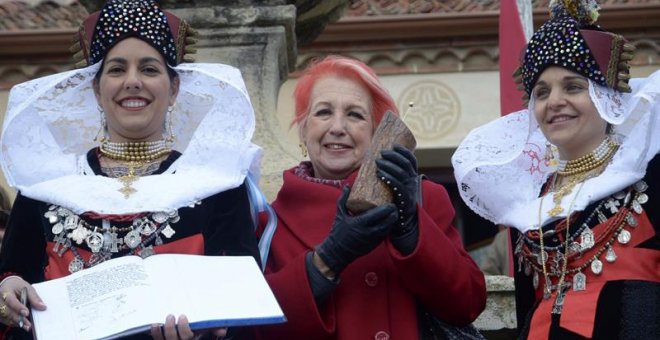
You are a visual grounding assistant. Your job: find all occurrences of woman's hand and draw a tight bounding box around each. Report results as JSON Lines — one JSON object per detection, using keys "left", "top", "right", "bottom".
{"left": 315, "top": 186, "right": 399, "bottom": 275}
{"left": 0, "top": 276, "right": 47, "bottom": 331}
{"left": 376, "top": 144, "right": 420, "bottom": 236}
{"left": 150, "top": 314, "right": 227, "bottom": 340}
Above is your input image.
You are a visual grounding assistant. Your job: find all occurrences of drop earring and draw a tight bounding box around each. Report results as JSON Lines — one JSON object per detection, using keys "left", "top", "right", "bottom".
{"left": 164, "top": 105, "right": 175, "bottom": 144}
{"left": 544, "top": 142, "right": 558, "bottom": 167}
{"left": 94, "top": 106, "right": 108, "bottom": 143}
{"left": 299, "top": 143, "right": 308, "bottom": 158}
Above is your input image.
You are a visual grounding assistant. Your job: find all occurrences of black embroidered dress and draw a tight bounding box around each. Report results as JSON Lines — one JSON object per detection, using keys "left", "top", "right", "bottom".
{"left": 0, "top": 150, "right": 260, "bottom": 339}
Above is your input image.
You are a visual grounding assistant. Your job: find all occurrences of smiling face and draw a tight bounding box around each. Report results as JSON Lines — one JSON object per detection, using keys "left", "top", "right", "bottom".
{"left": 94, "top": 38, "right": 179, "bottom": 142}
{"left": 301, "top": 75, "right": 374, "bottom": 180}
{"left": 532, "top": 67, "right": 608, "bottom": 160}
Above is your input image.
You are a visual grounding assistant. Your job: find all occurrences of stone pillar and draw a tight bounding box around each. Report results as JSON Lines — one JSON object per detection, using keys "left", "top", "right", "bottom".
{"left": 474, "top": 275, "right": 518, "bottom": 339}
{"left": 171, "top": 3, "right": 300, "bottom": 199}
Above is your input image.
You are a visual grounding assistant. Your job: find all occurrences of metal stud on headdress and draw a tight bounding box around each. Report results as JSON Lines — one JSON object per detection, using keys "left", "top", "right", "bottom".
{"left": 70, "top": 0, "right": 198, "bottom": 68}
{"left": 515, "top": 0, "right": 635, "bottom": 101}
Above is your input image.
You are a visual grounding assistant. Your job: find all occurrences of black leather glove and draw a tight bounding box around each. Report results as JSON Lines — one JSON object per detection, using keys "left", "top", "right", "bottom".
{"left": 376, "top": 144, "right": 420, "bottom": 237}
{"left": 315, "top": 186, "right": 399, "bottom": 275}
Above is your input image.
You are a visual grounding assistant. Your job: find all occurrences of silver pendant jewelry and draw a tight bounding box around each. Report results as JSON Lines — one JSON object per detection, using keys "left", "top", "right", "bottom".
{"left": 152, "top": 212, "right": 169, "bottom": 223}
{"left": 69, "top": 225, "right": 90, "bottom": 245}
{"left": 591, "top": 258, "right": 603, "bottom": 275}
{"left": 104, "top": 231, "right": 123, "bottom": 253}
{"left": 51, "top": 223, "right": 64, "bottom": 235}
{"left": 88, "top": 252, "right": 110, "bottom": 266}
{"left": 44, "top": 210, "right": 59, "bottom": 224}
{"left": 580, "top": 228, "right": 595, "bottom": 251}
{"left": 46, "top": 204, "right": 183, "bottom": 271}
{"left": 573, "top": 272, "right": 586, "bottom": 291}
{"left": 64, "top": 215, "right": 79, "bottom": 230}
{"left": 53, "top": 233, "right": 69, "bottom": 254}
{"left": 605, "top": 246, "right": 617, "bottom": 263}
{"left": 140, "top": 246, "right": 155, "bottom": 259}
{"left": 139, "top": 221, "right": 157, "bottom": 236}
{"left": 515, "top": 239, "right": 523, "bottom": 255}
{"left": 85, "top": 230, "right": 104, "bottom": 253}
{"left": 604, "top": 198, "right": 620, "bottom": 214}
{"left": 533, "top": 272, "right": 539, "bottom": 289}
{"left": 124, "top": 229, "right": 142, "bottom": 249}
{"left": 636, "top": 193, "right": 648, "bottom": 205}
{"left": 161, "top": 224, "right": 176, "bottom": 238}
{"left": 68, "top": 258, "right": 84, "bottom": 273}
{"left": 626, "top": 213, "right": 638, "bottom": 227}
{"left": 543, "top": 277, "right": 552, "bottom": 300}
{"left": 632, "top": 201, "right": 643, "bottom": 214}
{"left": 617, "top": 229, "right": 631, "bottom": 244}
{"left": 169, "top": 210, "right": 180, "bottom": 222}
{"left": 613, "top": 191, "right": 626, "bottom": 200}
{"left": 552, "top": 286, "right": 567, "bottom": 315}
{"left": 569, "top": 241, "right": 581, "bottom": 255}
{"left": 634, "top": 180, "right": 648, "bottom": 193}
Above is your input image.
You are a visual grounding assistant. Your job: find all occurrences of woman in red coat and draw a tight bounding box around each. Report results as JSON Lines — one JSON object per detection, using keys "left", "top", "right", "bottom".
{"left": 255, "top": 55, "right": 486, "bottom": 339}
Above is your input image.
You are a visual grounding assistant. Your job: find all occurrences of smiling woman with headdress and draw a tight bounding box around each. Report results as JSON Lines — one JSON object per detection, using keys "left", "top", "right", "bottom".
{"left": 452, "top": 0, "right": 660, "bottom": 339}
{"left": 0, "top": 0, "right": 265, "bottom": 339}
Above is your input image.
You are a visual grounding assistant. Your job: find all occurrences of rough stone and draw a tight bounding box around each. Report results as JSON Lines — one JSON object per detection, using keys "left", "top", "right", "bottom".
{"left": 474, "top": 275, "right": 517, "bottom": 333}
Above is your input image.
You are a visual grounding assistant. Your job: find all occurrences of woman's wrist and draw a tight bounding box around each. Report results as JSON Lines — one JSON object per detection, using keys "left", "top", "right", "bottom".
{"left": 312, "top": 251, "right": 336, "bottom": 280}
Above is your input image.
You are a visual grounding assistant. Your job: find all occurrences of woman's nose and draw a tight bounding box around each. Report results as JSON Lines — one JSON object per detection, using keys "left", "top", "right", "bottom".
{"left": 124, "top": 70, "right": 142, "bottom": 90}
{"left": 328, "top": 115, "right": 347, "bottom": 134}
{"left": 547, "top": 89, "right": 566, "bottom": 110}
{"left": 548, "top": 91, "right": 566, "bottom": 111}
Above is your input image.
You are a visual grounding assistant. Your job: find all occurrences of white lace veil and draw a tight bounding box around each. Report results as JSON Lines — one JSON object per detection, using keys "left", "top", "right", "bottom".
{"left": 0, "top": 62, "right": 262, "bottom": 214}
{"left": 452, "top": 71, "right": 660, "bottom": 232}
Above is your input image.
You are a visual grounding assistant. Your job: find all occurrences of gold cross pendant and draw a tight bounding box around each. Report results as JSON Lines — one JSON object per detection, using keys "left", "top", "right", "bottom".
{"left": 117, "top": 162, "right": 140, "bottom": 199}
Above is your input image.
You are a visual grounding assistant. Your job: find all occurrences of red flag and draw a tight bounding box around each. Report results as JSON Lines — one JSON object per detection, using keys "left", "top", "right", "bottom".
{"left": 499, "top": 0, "right": 529, "bottom": 116}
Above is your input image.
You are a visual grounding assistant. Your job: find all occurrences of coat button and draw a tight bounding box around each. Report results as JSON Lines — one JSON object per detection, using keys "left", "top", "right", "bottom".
{"left": 365, "top": 272, "right": 378, "bottom": 287}
{"left": 374, "top": 331, "right": 390, "bottom": 340}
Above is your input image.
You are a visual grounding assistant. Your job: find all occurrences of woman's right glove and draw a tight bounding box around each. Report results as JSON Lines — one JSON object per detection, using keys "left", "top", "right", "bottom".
{"left": 315, "top": 186, "right": 399, "bottom": 275}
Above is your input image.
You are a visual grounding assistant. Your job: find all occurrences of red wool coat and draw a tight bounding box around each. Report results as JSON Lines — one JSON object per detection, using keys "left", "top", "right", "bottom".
{"left": 255, "top": 167, "right": 486, "bottom": 339}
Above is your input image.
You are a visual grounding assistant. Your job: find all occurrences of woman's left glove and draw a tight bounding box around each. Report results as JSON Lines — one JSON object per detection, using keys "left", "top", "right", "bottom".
{"left": 375, "top": 144, "right": 419, "bottom": 237}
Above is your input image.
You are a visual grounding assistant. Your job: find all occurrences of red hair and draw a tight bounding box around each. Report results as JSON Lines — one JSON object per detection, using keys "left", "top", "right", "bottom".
{"left": 291, "top": 55, "right": 398, "bottom": 131}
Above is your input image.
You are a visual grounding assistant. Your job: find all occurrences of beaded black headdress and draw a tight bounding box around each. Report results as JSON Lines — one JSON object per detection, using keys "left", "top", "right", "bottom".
{"left": 71, "top": 0, "right": 196, "bottom": 68}
{"left": 517, "top": 0, "right": 634, "bottom": 98}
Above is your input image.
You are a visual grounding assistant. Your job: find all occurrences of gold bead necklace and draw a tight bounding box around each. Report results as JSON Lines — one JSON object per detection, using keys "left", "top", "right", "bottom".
{"left": 100, "top": 140, "right": 171, "bottom": 162}
{"left": 549, "top": 137, "right": 619, "bottom": 217}
{"left": 99, "top": 140, "right": 171, "bottom": 198}
{"left": 557, "top": 137, "right": 619, "bottom": 176}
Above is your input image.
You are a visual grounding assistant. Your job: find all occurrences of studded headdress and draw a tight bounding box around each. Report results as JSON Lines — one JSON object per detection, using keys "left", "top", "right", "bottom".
{"left": 70, "top": 0, "right": 197, "bottom": 68}
{"left": 518, "top": 0, "right": 634, "bottom": 97}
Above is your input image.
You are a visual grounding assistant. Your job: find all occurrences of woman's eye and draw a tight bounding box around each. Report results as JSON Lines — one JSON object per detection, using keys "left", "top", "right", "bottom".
{"left": 533, "top": 88, "right": 549, "bottom": 99}
{"left": 143, "top": 66, "right": 160, "bottom": 75}
{"left": 348, "top": 111, "right": 365, "bottom": 120}
{"left": 566, "top": 84, "right": 584, "bottom": 92}
{"left": 107, "top": 66, "right": 123, "bottom": 74}
{"left": 314, "top": 109, "right": 331, "bottom": 116}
